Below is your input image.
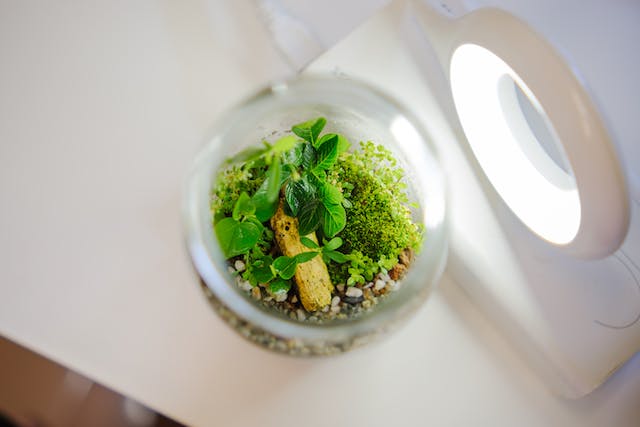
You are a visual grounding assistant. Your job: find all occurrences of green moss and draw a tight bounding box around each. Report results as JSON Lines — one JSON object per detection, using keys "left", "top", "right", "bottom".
{"left": 327, "top": 141, "right": 422, "bottom": 284}
{"left": 211, "top": 162, "right": 266, "bottom": 218}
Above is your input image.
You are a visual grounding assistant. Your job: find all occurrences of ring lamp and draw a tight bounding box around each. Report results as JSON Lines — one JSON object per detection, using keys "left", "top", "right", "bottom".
{"left": 448, "top": 10, "right": 629, "bottom": 258}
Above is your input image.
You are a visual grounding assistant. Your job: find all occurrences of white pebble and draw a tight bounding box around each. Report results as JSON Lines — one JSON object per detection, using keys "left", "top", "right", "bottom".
{"left": 296, "top": 309, "right": 306, "bottom": 321}
{"left": 227, "top": 266, "right": 236, "bottom": 274}
{"left": 346, "top": 287, "right": 363, "bottom": 298}
{"left": 331, "top": 305, "right": 341, "bottom": 314}
{"left": 234, "top": 260, "right": 246, "bottom": 272}
{"left": 363, "top": 282, "right": 374, "bottom": 289}
{"left": 380, "top": 272, "right": 391, "bottom": 282}
{"left": 374, "top": 280, "right": 386, "bottom": 291}
{"left": 322, "top": 305, "right": 330, "bottom": 313}
{"left": 274, "top": 292, "right": 288, "bottom": 302}
{"left": 238, "top": 280, "right": 252, "bottom": 292}
{"left": 331, "top": 296, "right": 341, "bottom": 307}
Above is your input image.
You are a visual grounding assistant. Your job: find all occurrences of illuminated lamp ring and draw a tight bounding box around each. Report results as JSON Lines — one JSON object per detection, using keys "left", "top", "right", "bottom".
{"left": 448, "top": 10, "right": 628, "bottom": 259}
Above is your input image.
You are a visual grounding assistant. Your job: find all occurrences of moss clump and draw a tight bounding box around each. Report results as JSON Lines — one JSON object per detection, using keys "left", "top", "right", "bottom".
{"left": 211, "top": 161, "right": 266, "bottom": 219}
{"left": 327, "top": 141, "right": 422, "bottom": 284}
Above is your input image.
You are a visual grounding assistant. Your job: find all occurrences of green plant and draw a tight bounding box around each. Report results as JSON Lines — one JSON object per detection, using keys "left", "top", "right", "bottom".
{"left": 212, "top": 117, "right": 422, "bottom": 295}
{"left": 214, "top": 192, "right": 263, "bottom": 258}
{"left": 300, "top": 236, "right": 349, "bottom": 264}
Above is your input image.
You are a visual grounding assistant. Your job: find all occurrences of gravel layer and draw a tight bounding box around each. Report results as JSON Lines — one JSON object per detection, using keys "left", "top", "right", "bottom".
{"left": 197, "top": 249, "right": 415, "bottom": 356}
{"left": 227, "top": 264, "right": 402, "bottom": 324}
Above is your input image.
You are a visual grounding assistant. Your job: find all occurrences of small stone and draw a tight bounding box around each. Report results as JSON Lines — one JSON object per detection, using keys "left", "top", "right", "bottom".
{"left": 363, "top": 282, "right": 374, "bottom": 289}
{"left": 343, "top": 295, "right": 364, "bottom": 305}
{"left": 389, "top": 263, "right": 408, "bottom": 280}
{"left": 322, "top": 305, "right": 330, "bottom": 313}
{"left": 385, "top": 280, "right": 398, "bottom": 292}
{"left": 336, "top": 284, "right": 345, "bottom": 293}
{"left": 346, "top": 287, "right": 363, "bottom": 298}
{"left": 380, "top": 272, "right": 391, "bottom": 282}
{"left": 274, "top": 292, "right": 288, "bottom": 302}
{"left": 251, "top": 287, "right": 261, "bottom": 300}
{"left": 374, "top": 279, "right": 386, "bottom": 291}
{"left": 399, "top": 248, "right": 414, "bottom": 266}
{"left": 331, "top": 296, "right": 341, "bottom": 307}
{"left": 291, "top": 295, "right": 298, "bottom": 304}
{"left": 362, "top": 300, "right": 372, "bottom": 309}
{"left": 234, "top": 260, "right": 246, "bottom": 272}
{"left": 363, "top": 288, "right": 373, "bottom": 300}
{"left": 238, "top": 280, "right": 253, "bottom": 292}
{"left": 331, "top": 305, "right": 341, "bottom": 314}
{"left": 227, "top": 266, "right": 236, "bottom": 274}
{"left": 296, "top": 309, "right": 306, "bottom": 321}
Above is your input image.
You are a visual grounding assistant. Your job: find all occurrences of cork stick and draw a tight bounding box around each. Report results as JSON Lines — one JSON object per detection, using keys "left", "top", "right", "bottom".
{"left": 270, "top": 201, "right": 333, "bottom": 312}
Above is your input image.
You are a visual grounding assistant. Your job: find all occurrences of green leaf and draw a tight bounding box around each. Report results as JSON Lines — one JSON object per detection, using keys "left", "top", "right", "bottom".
{"left": 245, "top": 216, "right": 264, "bottom": 232}
{"left": 336, "top": 134, "right": 351, "bottom": 154}
{"left": 378, "top": 255, "right": 396, "bottom": 272}
{"left": 300, "top": 142, "right": 316, "bottom": 170}
{"left": 226, "top": 146, "right": 267, "bottom": 165}
{"left": 252, "top": 256, "right": 275, "bottom": 283}
{"left": 319, "top": 182, "right": 342, "bottom": 205}
{"left": 324, "top": 250, "right": 349, "bottom": 263}
{"left": 294, "top": 251, "right": 318, "bottom": 263}
{"left": 307, "top": 170, "right": 325, "bottom": 186}
{"left": 347, "top": 274, "right": 365, "bottom": 286}
{"left": 323, "top": 237, "right": 343, "bottom": 251}
{"left": 269, "top": 279, "right": 291, "bottom": 294}
{"left": 284, "top": 177, "right": 314, "bottom": 216}
{"left": 252, "top": 182, "right": 278, "bottom": 222}
{"left": 266, "top": 156, "right": 282, "bottom": 203}
{"left": 273, "top": 256, "right": 298, "bottom": 280}
{"left": 213, "top": 210, "right": 226, "bottom": 225}
{"left": 316, "top": 133, "right": 337, "bottom": 148}
{"left": 292, "top": 117, "right": 326, "bottom": 145}
{"left": 284, "top": 143, "right": 304, "bottom": 167}
{"left": 316, "top": 133, "right": 350, "bottom": 153}
{"left": 297, "top": 198, "right": 322, "bottom": 236}
{"left": 279, "top": 164, "right": 291, "bottom": 185}
{"left": 321, "top": 202, "right": 346, "bottom": 237}
{"left": 252, "top": 161, "right": 290, "bottom": 222}
{"left": 300, "top": 236, "right": 319, "bottom": 249}
{"left": 215, "top": 217, "right": 261, "bottom": 258}
{"left": 271, "top": 135, "right": 299, "bottom": 154}
{"left": 232, "top": 192, "right": 255, "bottom": 220}
{"left": 313, "top": 137, "right": 338, "bottom": 173}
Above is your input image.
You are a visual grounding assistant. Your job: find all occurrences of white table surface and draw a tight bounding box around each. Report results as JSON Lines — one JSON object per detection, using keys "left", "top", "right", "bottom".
{"left": 1, "top": 1, "right": 639, "bottom": 426}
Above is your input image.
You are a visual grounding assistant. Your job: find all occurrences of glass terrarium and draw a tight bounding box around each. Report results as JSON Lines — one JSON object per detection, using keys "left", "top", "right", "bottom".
{"left": 183, "top": 75, "right": 447, "bottom": 355}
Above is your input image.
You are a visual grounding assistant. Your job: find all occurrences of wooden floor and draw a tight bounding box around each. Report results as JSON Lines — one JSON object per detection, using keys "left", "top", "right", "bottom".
{"left": 0, "top": 336, "right": 182, "bottom": 427}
